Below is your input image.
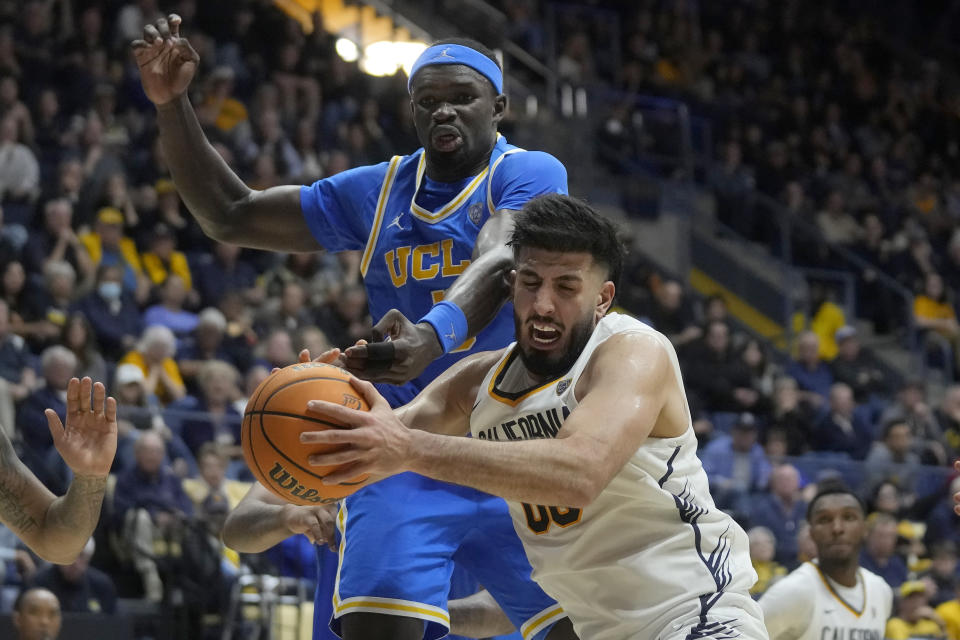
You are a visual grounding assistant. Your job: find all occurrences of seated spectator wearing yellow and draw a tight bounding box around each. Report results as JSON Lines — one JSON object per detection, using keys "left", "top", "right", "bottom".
{"left": 791, "top": 283, "right": 846, "bottom": 360}
{"left": 196, "top": 66, "right": 248, "bottom": 135}
{"left": 936, "top": 579, "right": 960, "bottom": 640}
{"left": 182, "top": 443, "right": 250, "bottom": 512}
{"left": 141, "top": 222, "right": 193, "bottom": 290}
{"left": 887, "top": 580, "right": 948, "bottom": 639}
{"left": 119, "top": 325, "right": 185, "bottom": 406}
{"left": 915, "top": 273, "right": 959, "bottom": 338}
{"left": 79, "top": 207, "right": 146, "bottom": 301}
{"left": 747, "top": 526, "right": 787, "bottom": 597}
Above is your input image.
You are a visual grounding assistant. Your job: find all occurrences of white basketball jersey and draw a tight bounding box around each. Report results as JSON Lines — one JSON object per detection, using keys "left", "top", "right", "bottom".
{"left": 760, "top": 561, "right": 892, "bottom": 640}
{"left": 470, "top": 313, "right": 760, "bottom": 640}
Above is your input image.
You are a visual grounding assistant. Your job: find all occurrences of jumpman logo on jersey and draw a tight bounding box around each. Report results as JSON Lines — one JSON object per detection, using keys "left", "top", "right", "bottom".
{"left": 445, "top": 323, "right": 457, "bottom": 343}
{"left": 387, "top": 212, "right": 406, "bottom": 231}
{"left": 438, "top": 47, "right": 453, "bottom": 58}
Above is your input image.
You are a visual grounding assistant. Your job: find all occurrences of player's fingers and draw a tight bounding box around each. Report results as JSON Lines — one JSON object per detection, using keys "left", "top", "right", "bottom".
{"left": 955, "top": 460, "right": 960, "bottom": 473}
{"left": 66, "top": 377, "right": 80, "bottom": 414}
{"left": 104, "top": 396, "right": 118, "bottom": 426}
{"left": 143, "top": 23, "right": 161, "bottom": 42}
{"left": 44, "top": 409, "right": 64, "bottom": 441}
{"left": 156, "top": 16, "right": 171, "bottom": 40}
{"left": 79, "top": 377, "right": 93, "bottom": 413}
{"left": 321, "top": 463, "right": 367, "bottom": 485}
{"left": 372, "top": 309, "right": 403, "bottom": 337}
{"left": 92, "top": 382, "right": 106, "bottom": 416}
{"left": 305, "top": 400, "right": 363, "bottom": 425}
{"left": 131, "top": 39, "right": 149, "bottom": 50}
{"left": 176, "top": 38, "right": 200, "bottom": 64}
{"left": 169, "top": 13, "right": 182, "bottom": 38}
{"left": 349, "top": 377, "right": 390, "bottom": 409}
{"left": 308, "top": 447, "right": 362, "bottom": 467}
{"left": 342, "top": 343, "right": 368, "bottom": 360}
{"left": 299, "top": 349, "right": 312, "bottom": 363}
{"left": 314, "top": 348, "right": 342, "bottom": 365}
{"left": 300, "top": 429, "right": 352, "bottom": 445}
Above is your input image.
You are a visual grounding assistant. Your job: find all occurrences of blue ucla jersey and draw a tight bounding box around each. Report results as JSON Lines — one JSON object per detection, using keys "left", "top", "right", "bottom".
{"left": 300, "top": 135, "right": 568, "bottom": 398}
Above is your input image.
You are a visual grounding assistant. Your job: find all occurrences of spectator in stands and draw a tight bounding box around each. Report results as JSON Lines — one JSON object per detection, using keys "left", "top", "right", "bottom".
{"left": 21, "top": 199, "right": 93, "bottom": 284}
{"left": 816, "top": 190, "right": 861, "bottom": 246}
{"left": 314, "top": 281, "right": 371, "bottom": 349}
{"left": 15, "top": 345, "right": 74, "bottom": 460}
{"left": 869, "top": 480, "right": 912, "bottom": 521}
{"left": 0, "top": 298, "right": 35, "bottom": 439}
{"left": 699, "top": 412, "right": 770, "bottom": 514}
{"left": 644, "top": 279, "right": 702, "bottom": 348}
{"left": 58, "top": 313, "right": 107, "bottom": 384}
{"left": 886, "top": 580, "right": 948, "bottom": 639}
{"left": 794, "top": 282, "right": 847, "bottom": 361}
{"left": 749, "top": 463, "right": 807, "bottom": 568}
{"left": 897, "top": 233, "right": 940, "bottom": 296}
{"left": 684, "top": 320, "right": 761, "bottom": 413}
{"left": 11, "top": 587, "right": 60, "bottom": 640}
{"left": 142, "top": 274, "right": 198, "bottom": 340}
{"left": 1, "top": 260, "right": 29, "bottom": 327}
{"left": 936, "top": 385, "right": 960, "bottom": 461}
{"left": 829, "top": 325, "right": 890, "bottom": 406}
{"left": 925, "top": 477, "right": 960, "bottom": 551}
{"left": 119, "top": 325, "right": 186, "bottom": 406}
{"left": 740, "top": 337, "right": 777, "bottom": 404}
{"left": 702, "top": 293, "right": 729, "bottom": 325}
{"left": 30, "top": 537, "right": 116, "bottom": 615}
{"left": 73, "top": 263, "right": 142, "bottom": 361}
{"left": 140, "top": 223, "right": 194, "bottom": 299}
{"left": 785, "top": 331, "right": 833, "bottom": 403}
{"left": 193, "top": 241, "right": 259, "bottom": 308}
{"left": 864, "top": 420, "right": 921, "bottom": 494}
{"left": 766, "top": 376, "right": 816, "bottom": 456}
{"left": 176, "top": 307, "right": 245, "bottom": 385}
{"left": 78, "top": 207, "right": 148, "bottom": 303}
{"left": 861, "top": 512, "right": 909, "bottom": 588}
{"left": 747, "top": 525, "right": 786, "bottom": 597}
{"left": 254, "top": 280, "right": 315, "bottom": 338}
{"left": 181, "top": 443, "right": 250, "bottom": 512}
{"left": 0, "top": 115, "right": 39, "bottom": 217}
{"left": 880, "top": 380, "right": 947, "bottom": 465}
{"left": 113, "top": 362, "right": 162, "bottom": 433}
{"left": 914, "top": 272, "right": 960, "bottom": 373}
{"left": 709, "top": 140, "right": 755, "bottom": 236}
{"left": 852, "top": 214, "right": 900, "bottom": 334}
{"left": 113, "top": 430, "right": 193, "bottom": 603}
{"left": 166, "top": 360, "right": 242, "bottom": 462}
{"left": 255, "top": 328, "right": 297, "bottom": 372}
{"left": 813, "top": 382, "right": 874, "bottom": 460}
{"left": 936, "top": 579, "right": 960, "bottom": 640}
{"left": 924, "top": 541, "right": 959, "bottom": 607}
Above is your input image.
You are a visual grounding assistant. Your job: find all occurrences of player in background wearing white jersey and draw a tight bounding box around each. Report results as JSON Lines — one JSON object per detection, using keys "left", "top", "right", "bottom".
{"left": 759, "top": 481, "right": 893, "bottom": 640}
{"left": 301, "top": 193, "right": 767, "bottom": 640}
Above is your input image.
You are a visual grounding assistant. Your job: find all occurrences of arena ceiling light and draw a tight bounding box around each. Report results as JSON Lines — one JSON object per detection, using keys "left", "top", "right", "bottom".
{"left": 354, "top": 40, "right": 428, "bottom": 78}
{"left": 335, "top": 37, "right": 360, "bottom": 63}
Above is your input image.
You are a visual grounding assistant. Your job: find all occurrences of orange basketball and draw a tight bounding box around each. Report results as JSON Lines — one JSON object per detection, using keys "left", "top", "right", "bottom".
{"left": 241, "top": 362, "right": 369, "bottom": 505}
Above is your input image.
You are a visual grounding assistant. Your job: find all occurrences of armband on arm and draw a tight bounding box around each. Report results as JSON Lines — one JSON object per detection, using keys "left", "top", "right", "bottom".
{"left": 418, "top": 301, "right": 469, "bottom": 354}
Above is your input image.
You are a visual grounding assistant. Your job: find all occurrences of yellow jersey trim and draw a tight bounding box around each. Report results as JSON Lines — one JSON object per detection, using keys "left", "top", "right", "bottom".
{"left": 360, "top": 155, "right": 402, "bottom": 277}
{"left": 811, "top": 562, "right": 865, "bottom": 618}
{"left": 409, "top": 151, "right": 489, "bottom": 223}
{"left": 520, "top": 603, "right": 566, "bottom": 640}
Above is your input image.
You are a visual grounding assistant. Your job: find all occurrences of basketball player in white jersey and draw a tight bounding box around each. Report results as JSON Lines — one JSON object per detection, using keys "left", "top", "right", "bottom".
{"left": 301, "top": 193, "right": 767, "bottom": 640}
{"left": 759, "top": 481, "right": 893, "bottom": 639}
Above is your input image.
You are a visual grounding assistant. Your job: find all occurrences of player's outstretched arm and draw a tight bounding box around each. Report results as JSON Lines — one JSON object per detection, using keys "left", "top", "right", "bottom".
{"left": 0, "top": 377, "right": 117, "bottom": 564}
{"left": 305, "top": 333, "right": 673, "bottom": 507}
{"left": 341, "top": 212, "right": 516, "bottom": 385}
{"left": 954, "top": 460, "right": 960, "bottom": 516}
{"left": 222, "top": 482, "right": 338, "bottom": 552}
{"left": 132, "top": 14, "right": 318, "bottom": 252}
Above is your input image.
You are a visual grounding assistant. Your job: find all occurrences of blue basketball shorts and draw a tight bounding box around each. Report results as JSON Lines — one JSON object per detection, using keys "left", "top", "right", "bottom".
{"left": 328, "top": 472, "right": 566, "bottom": 640}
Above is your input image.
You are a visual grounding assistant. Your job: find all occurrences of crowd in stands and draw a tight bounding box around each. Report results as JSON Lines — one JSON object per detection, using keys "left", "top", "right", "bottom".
{"left": 0, "top": 0, "right": 958, "bottom": 637}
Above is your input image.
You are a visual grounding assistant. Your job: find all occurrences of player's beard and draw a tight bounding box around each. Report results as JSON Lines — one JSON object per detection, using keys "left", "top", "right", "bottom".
{"left": 514, "top": 310, "right": 596, "bottom": 380}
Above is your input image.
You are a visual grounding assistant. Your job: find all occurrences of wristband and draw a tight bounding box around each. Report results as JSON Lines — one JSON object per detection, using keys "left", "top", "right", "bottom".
{"left": 418, "top": 301, "right": 468, "bottom": 354}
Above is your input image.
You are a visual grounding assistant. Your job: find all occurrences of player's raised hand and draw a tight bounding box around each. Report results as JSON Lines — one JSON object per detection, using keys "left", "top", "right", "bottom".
{"left": 341, "top": 309, "right": 442, "bottom": 384}
{"left": 46, "top": 377, "right": 118, "bottom": 479}
{"left": 131, "top": 14, "right": 199, "bottom": 106}
{"left": 280, "top": 502, "right": 338, "bottom": 551}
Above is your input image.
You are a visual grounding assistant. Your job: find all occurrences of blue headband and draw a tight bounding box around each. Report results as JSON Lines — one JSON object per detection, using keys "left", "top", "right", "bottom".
{"left": 408, "top": 44, "right": 503, "bottom": 94}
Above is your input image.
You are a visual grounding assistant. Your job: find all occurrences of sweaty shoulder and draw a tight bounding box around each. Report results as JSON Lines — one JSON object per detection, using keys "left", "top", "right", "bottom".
{"left": 299, "top": 161, "right": 395, "bottom": 252}
{"left": 490, "top": 150, "right": 568, "bottom": 212}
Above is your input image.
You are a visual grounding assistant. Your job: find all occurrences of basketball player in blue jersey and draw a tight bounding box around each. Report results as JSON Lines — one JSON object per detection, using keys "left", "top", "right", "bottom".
{"left": 133, "top": 14, "right": 575, "bottom": 640}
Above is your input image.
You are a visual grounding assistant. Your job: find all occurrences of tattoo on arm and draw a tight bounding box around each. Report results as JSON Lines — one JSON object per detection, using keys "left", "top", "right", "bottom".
{"left": 46, "top": 476, "right": 108, "bottom": 537}
{"left": 0, "top": 441, "right": 40, "bottom": 535}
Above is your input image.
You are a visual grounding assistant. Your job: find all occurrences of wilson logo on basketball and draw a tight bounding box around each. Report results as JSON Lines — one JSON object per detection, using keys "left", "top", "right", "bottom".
{"left": 341, "top": 394, "right": 362, "bottom": 409}
{"left": 267, "top": 462, "right": 336, "bottom": 504}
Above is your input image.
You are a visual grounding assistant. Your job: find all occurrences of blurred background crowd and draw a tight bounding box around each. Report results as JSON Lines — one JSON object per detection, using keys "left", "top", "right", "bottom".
{"left": 0, "top": 0, "right": 959, "bottom": 638}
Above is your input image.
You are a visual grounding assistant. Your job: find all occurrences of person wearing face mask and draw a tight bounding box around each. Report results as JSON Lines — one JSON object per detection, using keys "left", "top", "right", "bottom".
{"left": 71, "top": 263, "right": 142, "bottom": 361}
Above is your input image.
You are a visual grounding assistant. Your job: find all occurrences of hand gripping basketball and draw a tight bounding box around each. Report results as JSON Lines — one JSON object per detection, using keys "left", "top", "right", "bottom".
{"left": 300, "top": 377, "right": 411, "bottom": 485}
